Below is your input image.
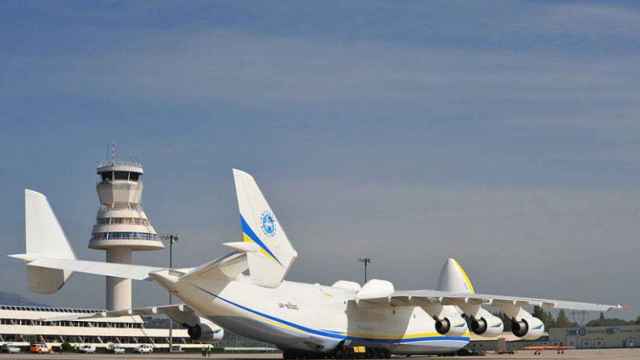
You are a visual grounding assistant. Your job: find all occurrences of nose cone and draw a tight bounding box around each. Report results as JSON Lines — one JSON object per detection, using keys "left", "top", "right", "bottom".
{"left": 149, "top": 270, "right": 181, "bottom": 291}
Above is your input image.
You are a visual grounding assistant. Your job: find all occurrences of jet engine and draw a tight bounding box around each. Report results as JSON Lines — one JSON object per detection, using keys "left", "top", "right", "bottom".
{"left": 428, "top": 305, "right": 468, "bottom": 336}
{"left": 467, "top": 309, "right": 504, "bottom": 337}
{"left": 499, "top": 305, "right": 545, "bottom": 340}
{"left": 510, "top": 315, "right": 544, "bottom": 340}
{"left": 185, "top": 318, "right": 224, "bottom": 341}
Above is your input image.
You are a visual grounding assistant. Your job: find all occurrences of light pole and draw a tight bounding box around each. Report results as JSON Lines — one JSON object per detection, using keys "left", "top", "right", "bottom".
{"left": 358, "top": 257, "right": 371, "bottom": 284}
{"left": 162, "top": 234, "right": 179, "bottom": 352}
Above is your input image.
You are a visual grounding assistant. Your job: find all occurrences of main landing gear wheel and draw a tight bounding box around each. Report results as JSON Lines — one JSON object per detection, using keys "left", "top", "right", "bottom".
{"left": 283, "top": 346, "right": 391, "bottom": 359}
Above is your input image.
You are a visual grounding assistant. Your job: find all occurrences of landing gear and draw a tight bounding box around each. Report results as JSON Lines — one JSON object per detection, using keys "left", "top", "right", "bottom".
{"left": 282, "top": 346, "right": 390, "bottom": 359}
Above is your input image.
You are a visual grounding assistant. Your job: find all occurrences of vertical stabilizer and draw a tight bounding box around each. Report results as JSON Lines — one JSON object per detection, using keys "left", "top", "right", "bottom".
{"left": 232, "top": 169, "right": 297, "bottom": 287}
{"left": 24, "top": 189, "right": 75, "bottom": 293}
{"left": 437, "top": 258, "right": 476, "bottom": 294}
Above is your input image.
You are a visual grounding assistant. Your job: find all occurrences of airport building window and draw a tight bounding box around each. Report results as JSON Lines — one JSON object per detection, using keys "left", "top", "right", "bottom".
{"left": 92, "top": 232, "right": 158, "bottom": 241}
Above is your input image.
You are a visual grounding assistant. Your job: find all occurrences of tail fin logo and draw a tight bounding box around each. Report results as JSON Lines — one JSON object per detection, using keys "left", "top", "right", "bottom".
{"left": 260, "top": 211, "right": 277, "bottom": 237}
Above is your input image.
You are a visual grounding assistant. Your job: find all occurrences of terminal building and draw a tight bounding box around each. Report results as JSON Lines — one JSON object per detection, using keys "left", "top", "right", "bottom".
{"left": 0, "top": 305, "right": 207, "bottom": 351}
{"left": 550, "top": 325, "right": 640, "bottom": 349}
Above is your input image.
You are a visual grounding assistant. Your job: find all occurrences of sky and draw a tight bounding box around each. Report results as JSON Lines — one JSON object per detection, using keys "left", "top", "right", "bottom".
{"left": 0, "top": 1, "right": 639, "bottom": 321}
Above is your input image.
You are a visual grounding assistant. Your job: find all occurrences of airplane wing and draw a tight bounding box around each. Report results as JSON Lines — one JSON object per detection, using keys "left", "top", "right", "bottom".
{"left": 352, "top": 289, "right": 624, "bottom": 312}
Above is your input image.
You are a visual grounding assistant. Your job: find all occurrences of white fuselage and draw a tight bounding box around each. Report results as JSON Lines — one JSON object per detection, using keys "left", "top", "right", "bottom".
{"left": 154, "top": 272, "right": 469, "bottom": 354}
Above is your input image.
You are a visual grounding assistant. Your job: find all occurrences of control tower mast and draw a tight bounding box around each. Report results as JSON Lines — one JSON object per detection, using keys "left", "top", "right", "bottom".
{"left": 89, "top": 160, "right": 164, "bottom": 310}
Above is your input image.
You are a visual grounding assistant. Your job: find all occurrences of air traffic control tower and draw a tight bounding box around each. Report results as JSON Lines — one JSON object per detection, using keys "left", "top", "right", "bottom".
{"left": 89, "top": 160, "right": 164, "bottom": 310}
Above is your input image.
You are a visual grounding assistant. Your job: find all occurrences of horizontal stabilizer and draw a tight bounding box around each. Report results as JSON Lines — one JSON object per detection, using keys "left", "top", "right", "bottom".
{"left": 10, "top": 255, "right": 162, "bottom": 281}
{"left": 181, "top": 252, "right": 248, "bottom": 283}
{"left": 223, "top": 242, "right": 261, "bottom": 253}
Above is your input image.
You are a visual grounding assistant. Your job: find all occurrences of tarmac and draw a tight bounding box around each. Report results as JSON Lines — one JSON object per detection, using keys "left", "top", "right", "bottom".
{"left": 0, "top": 349, "right": 640, "bottom": 360}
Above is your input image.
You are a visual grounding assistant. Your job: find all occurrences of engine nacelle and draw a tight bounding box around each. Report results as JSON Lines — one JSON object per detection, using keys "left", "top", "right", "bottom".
{"left": 468, "top": 309, "right": 504, "bottom": 337}
{"left": 499, "top": 305, "right": 545, "bottom": 340}
{"left": 185, "top": 318, "right": 224, "bottom": 342}
{"left": 511, "top": 316, "right": 544, "bottom": 340}
{"left": 430, "top": 305, "right": 468, "bottom": 336}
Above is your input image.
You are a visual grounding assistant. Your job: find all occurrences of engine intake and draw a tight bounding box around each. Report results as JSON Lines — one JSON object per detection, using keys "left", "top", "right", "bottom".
{"left": 184, "top": 318, "right": 224, "bottom": 341}
{"left": 470, "top": 317, "right": 487, "bottom": 334}
{"left": 463, "top": 308, "right": 504, "bottom": 337}
{"left": 426, "top": 305, "right": 468, "bottom": 336}
{"left": 435, "top": 318, "right": 451, "bottom": 335}
{"left": 510, "top": 316, "right": 544, "bottom": 340}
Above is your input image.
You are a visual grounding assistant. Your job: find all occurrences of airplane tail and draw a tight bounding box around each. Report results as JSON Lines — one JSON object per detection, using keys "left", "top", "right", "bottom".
{"left": 11, "top": 190, "right": 163, "bottom": 292}
{"left": 22, "top": 190, "right": 76, "bottom": 293}
{"left": 230, "top": 169, "right": 298, "bottom": 287}
{"left": 437, "top": 258, "right": 476, "bottom": 294}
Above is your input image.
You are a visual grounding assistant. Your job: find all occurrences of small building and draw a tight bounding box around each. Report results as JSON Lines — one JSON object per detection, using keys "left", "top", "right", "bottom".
{"left": 467, "top": 332, "right": 549, "bottom": 353}
{"left": 0, "top": 304, "right": 210, "bottom": 351}
{"left": 549, "top": 325, "right": 640, "bottom": 349}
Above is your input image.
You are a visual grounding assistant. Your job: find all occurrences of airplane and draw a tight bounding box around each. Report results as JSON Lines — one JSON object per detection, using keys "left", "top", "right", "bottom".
{"left": 10, "top": 169, "right": 624, "bottom": 358}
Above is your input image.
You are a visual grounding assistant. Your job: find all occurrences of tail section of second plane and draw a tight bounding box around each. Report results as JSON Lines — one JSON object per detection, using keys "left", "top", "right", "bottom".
{"left": 232, "top": 169, "right": 298, "bottom": 287}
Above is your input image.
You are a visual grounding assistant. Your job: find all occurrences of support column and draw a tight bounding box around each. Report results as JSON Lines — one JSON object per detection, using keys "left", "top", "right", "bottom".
{"left": 106, "top": 248, "right": 132, "bottom": 311}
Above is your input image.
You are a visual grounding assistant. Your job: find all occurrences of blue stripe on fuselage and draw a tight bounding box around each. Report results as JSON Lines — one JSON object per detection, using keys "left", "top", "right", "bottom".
{"left": 194, "top": 285, "right": 469, "bottom": 345}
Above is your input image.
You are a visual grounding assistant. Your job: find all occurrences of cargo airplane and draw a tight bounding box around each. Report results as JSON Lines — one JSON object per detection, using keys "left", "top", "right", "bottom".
{"left": 10, "top": 169, "right": 624, "bottom": 358}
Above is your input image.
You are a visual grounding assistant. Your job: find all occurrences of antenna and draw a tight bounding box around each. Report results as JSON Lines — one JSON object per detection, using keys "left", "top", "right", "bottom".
{"left": 111, "top": 142, "right": 117, "bottom": 160}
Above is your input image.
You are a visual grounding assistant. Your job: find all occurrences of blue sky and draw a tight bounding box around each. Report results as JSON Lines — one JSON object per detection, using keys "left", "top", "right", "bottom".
{"left": 1, "top": 1, "right": 639, "bottom": 320}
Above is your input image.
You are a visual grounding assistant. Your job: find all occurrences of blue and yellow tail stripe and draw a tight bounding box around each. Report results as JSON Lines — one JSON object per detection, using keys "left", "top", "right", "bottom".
{"left": 240, "top": 216, "right": 281, "bottom": 265}
{"left": 195, "top": 285, "right": 469, "bottom": 345}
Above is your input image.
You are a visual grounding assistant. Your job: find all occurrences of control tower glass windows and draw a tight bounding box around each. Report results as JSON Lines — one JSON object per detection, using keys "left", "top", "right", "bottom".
{"left": 99, "top": 171, "right": 142, "bottom": 182}
{"left": 114, "top": 171, "right": 129, "bottom": 181}
{"left": 101, "top": 172, "right": 113, "bottom": 182}
{"left": 96, "top": 217, "right": 149, "bottom": 226}
{"left": 92, "top": 232, "right": 159, "bottom": 241}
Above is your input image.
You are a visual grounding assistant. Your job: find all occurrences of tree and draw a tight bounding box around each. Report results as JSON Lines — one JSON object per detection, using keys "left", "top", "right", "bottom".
{"left": 586, "top": 313, "right": 633, "bottom": 327}
{"left": 636, "top": 316, "right": 640, "bottom": 325}
{"left": 556, "top": 310, "right": 571, "bottom": 328}
{"left": 60, "top": 341, "right": 73, "bottom": 352}
{"left": 533, "top": 305, "right": 556, "bottom": 329}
